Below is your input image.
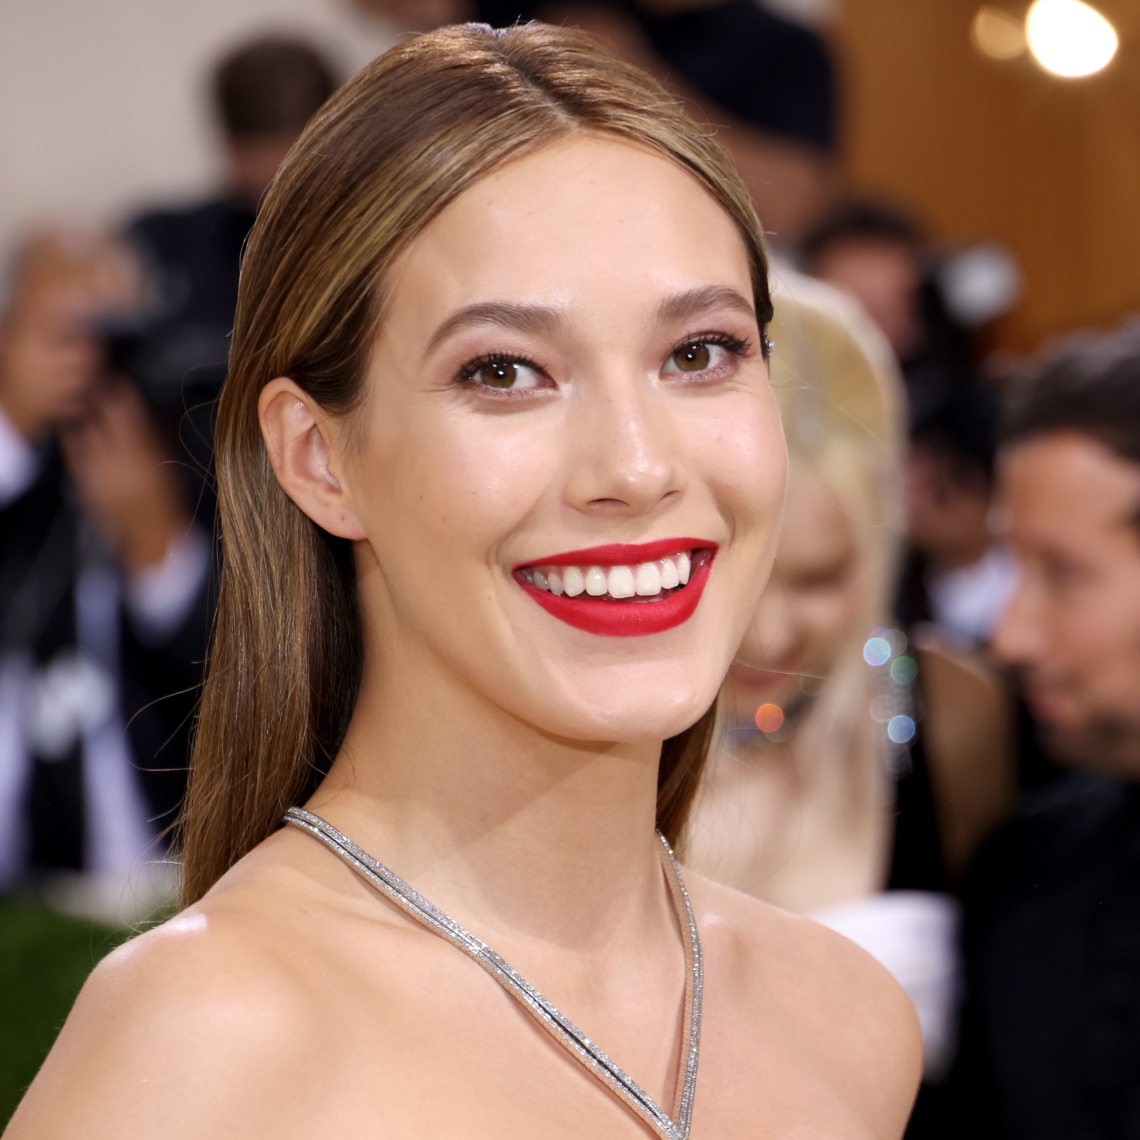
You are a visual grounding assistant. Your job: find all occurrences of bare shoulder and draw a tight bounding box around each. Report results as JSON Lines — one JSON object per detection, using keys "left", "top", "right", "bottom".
{"left": 5, "top": 834, "right": 354, "bottom": 1139}
{"left": 683, "top": 869, "right": 922, "bottom": 1137}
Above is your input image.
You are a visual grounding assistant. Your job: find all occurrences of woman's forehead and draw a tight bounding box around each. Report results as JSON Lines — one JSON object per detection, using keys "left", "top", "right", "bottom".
{"left": 385, "top": 135, "right": 754, "bottom": 328}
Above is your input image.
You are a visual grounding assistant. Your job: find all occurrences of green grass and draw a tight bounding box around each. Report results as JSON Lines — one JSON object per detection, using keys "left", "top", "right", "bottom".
{"left": 0, "top": 900, "right": 131, "bottom": 1126}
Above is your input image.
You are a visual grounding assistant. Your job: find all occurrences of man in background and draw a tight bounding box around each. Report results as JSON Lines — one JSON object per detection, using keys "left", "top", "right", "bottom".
{"left": 121, "top": 36, "right": 337, "bottom": 520}
{"left": 900, "top": 381, "right": 1016, "bottom": 650}
{"left": 957, "top": 323, "right": 1140, "bottom": 1139}
{"left": 0, "top": 230, "right": 209, "bottom": 909}
{"left": 801, "top": 200, "right": 928, "bottom": 367}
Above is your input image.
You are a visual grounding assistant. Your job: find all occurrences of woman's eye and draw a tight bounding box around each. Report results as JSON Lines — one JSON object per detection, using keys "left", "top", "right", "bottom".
{"left": 663, "top": 341, "right": 728, "bottom": 375}
{"left": 466, "top": 359, "right": 544, "bottom": 391}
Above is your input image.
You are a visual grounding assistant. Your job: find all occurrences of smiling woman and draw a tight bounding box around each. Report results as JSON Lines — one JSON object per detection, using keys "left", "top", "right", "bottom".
{"left": 4, "top": 23, "right": 919, "bottom": 1140}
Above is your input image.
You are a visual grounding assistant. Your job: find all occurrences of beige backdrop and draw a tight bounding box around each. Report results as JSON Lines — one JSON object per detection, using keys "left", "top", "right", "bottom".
{"left": 0, "top": 0, "right": 398, "bottom": 267}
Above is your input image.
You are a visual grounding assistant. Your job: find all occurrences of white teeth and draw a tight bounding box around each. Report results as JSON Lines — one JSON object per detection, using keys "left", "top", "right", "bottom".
{"left": 585, "top": 566, "right": 608, "bottom": 596}
{"left": 677, "top": 551, "right": 691, "bottom": 585}
{"left": 608, "top": 565, "right": 636, "bottom": 598}
{"left": 635, "top": 561, "right": 662, "bottom": 596}
{"left": 524, "top": 549, "right": 696, "bottom": 600}
{"left": 563, "top": 566, "right": 585, "bottom": 597}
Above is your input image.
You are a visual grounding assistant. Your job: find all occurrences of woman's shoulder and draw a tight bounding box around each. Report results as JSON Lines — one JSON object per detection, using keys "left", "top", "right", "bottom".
{"left": 5, "top": 832, "right": 383, "bottom": 1138}
{"left": 683, "top": 868, "right": 922, "bottom": 1136}
{"left": 6, "top": 911, "right": 309, "bottom": 1137}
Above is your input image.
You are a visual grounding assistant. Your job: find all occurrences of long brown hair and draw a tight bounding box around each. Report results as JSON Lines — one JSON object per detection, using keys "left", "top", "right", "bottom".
{"left": 180, "top": 22, "right": 772, "bottom": 905}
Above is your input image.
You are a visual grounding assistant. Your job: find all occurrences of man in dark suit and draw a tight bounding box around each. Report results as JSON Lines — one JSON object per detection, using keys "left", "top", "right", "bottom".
{"left": 0, "top": 229, "right": 210, "bottom": 897}
{"left": 957, "top": 325, "right": 1140, "bottom": 1138}
{"left": 121, "top": 35, "right": 338, "bottom": 492}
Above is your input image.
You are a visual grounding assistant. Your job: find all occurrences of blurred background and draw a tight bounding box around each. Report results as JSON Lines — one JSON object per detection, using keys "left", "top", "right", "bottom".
{"left": 3, "top": 1, "right": 1140, "bottom": 1136}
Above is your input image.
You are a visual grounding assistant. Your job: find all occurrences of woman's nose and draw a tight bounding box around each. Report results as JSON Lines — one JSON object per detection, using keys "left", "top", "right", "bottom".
{"left": 563, "top": 372, "right": 682, "bottom": 516}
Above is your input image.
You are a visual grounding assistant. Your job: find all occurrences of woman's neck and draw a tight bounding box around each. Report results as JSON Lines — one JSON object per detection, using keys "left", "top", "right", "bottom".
{"left": 308, "top": 646, "right": 669, "bottom": 953}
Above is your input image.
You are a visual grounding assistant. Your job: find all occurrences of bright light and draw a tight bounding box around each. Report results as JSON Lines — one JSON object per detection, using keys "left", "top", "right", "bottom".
{"left": 755, "top": 703, "right": 784, "bottom": 734}
{"left": 1026, "top": 0, "right": 1118, "bottom": 78}
{"left": 887, "top": 715, "right": 917, "bottom": 745}
{"left": 972, "top": 7, "right": 1027, "bottom": 60}
{"left": 863, "top": 637, "right": 891, "bottom": 667}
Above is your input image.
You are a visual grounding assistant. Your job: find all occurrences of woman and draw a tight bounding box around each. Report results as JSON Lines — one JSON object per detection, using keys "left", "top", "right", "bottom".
{"left": 6, "top": 25, "right": 919, "bottom": 1139}
{"left": 685, "top": 275, "right": 1013, "bottom": 1088}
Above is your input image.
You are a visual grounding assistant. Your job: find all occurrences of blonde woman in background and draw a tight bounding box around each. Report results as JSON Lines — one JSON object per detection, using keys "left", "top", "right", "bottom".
{"left": 686, "top": 273, "right": 1015, "bottom": 1097}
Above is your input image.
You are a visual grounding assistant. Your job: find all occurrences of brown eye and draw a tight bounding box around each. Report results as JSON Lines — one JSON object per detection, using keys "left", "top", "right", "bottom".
{"left": 481, "top": 362, "right": 518, "bottom": 388}
{"left": 673, "top": 343, "right": 710, "bottom": 372}
{"left": 662, "top": 340, "right": 730, "bottom": 376}
{"left": 464, "top": 359, "right": 543, "bottom": 391}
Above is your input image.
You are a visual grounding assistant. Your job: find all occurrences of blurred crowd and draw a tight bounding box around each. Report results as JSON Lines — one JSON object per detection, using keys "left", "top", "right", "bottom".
{"left": 3, "top": 3, "right": 1140, "bottom": 1139}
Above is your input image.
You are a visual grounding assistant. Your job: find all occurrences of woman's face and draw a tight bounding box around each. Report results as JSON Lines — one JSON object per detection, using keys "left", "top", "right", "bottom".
{"left": 725, "top": 466, "right": 865, "bottom": 725}
{"left": 328, "top": 135, "right": 786, "bottom": 743}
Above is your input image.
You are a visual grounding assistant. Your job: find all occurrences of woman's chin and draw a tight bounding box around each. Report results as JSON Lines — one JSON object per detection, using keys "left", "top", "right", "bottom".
{"left": 508, "top": 668, "right": 717, "bottom": 747}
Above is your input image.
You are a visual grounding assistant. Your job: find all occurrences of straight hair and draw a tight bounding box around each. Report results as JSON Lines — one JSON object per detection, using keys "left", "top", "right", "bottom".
{"left": 180, "top": 22, "right": 772, "bottom": 905}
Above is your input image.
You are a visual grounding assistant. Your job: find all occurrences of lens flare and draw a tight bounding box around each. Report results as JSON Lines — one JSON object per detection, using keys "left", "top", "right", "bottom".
{"left": 888, "top": 715, "right": 917, "bottom": 744}
{"left": 972, "top": 6, "right": 1027, "bottom": 60}
{"left": 1026, "top": 0, "right": 1118, "bottom": 78}
{"left": 755, "top": 703, "right": 785, "bottom": 733}
{"left": 863, "top": 637, "right": 892, "bottom": 667}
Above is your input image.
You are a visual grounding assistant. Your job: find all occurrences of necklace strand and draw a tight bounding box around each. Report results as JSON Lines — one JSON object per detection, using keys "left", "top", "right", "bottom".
{"left": 284, "top": 807, "right": 702, "bottom": 1140}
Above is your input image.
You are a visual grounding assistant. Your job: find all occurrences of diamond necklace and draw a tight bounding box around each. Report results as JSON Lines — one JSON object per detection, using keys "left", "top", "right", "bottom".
{"left": 284, "top": 807, "right": 703, "bottom": 1140}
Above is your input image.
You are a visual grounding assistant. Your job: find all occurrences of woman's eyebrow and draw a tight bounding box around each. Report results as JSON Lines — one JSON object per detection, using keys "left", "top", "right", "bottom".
{"left": 426, "top": 301, "right": 564, "bottom": 351}
{"left": 656, "top": 285, "right": 756, "bottom": 326}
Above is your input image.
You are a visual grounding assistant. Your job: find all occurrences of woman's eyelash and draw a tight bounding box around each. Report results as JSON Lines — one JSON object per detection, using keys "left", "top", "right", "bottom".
{"left": 675, "top": 331, "right": 752, "bottom": 358}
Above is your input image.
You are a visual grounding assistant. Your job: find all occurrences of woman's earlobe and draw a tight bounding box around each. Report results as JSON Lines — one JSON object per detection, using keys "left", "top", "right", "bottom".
{"left": 257, "top": 377, "right": 366, "bottom": 540}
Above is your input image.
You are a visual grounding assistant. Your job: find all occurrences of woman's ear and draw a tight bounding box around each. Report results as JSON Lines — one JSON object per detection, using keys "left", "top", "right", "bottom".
{"left": 258, "top": 378, "right": 366, "bottom": 540}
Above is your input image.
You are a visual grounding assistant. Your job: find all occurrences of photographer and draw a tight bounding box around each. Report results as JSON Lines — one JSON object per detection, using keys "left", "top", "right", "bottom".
{"left": 0, "top": 229, "right": 209, "bottom": 907}
{"left": 122, "top": 38, "right": 337, "bottom": 453}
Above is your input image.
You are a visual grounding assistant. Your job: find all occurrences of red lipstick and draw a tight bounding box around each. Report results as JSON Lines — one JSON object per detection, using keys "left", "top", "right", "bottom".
{"left": 513, "top": 540, "right": 717, "bottom": 637}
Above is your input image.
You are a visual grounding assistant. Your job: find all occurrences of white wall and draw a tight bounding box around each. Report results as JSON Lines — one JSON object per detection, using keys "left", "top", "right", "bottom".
{"left": 0, "top": 0, "right": 401, "bottom": 256}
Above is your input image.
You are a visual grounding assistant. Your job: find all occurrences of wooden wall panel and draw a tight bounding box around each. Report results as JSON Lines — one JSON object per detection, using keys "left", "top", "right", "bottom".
{"left": 831, "top": 0, "right": 1140, "bottom": 350}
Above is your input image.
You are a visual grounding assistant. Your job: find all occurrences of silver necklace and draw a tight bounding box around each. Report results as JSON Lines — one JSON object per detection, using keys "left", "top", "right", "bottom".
{"left": 285, "top": 807, "right": 703, "bottom": 1140}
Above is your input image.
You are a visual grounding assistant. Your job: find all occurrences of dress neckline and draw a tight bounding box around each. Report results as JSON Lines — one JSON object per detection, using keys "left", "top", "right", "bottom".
{"left": 284, "top": 806, "right": 703, "bottom": 1140}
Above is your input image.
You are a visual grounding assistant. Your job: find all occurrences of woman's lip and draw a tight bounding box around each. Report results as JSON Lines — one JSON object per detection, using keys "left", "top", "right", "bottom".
{"left": 518, "top": 550, "right": 714, "bottom": 637}
{"left": 513, "top": 537, "right": 717, "bottom": 571}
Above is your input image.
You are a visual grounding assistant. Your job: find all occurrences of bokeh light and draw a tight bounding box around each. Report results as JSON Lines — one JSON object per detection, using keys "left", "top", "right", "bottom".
{"left": 888, "top": 715, "right": 917, "bottom": 744}
{"left": 890, "top": 656, "right": 919, "bottom": 685}
{"left": 885, "top": 629, "right": 908, "bottom": 656}
{"left": 755, "top": 703, "right": 785, "bottom": 733}
{"left": 972, "top": 6, "right": 1027, "bottom": 60}
{"left": 1026, "top": 0, "right": 1118, "bottom": 77}
{"left": 863, "top": 637, "right": 892, "bottom": 667}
